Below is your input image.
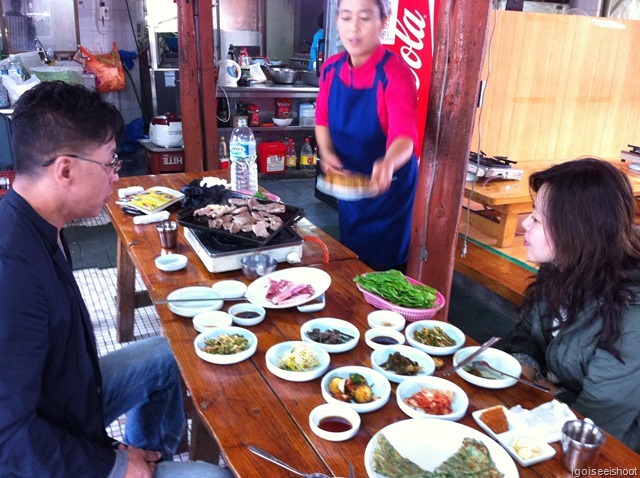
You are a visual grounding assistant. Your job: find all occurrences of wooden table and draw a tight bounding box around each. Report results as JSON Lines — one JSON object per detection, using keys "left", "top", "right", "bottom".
{"left": 464, "top": 160, "right": 640, "bottom": 248}
{"left": 107, "top": 172, "right": 639, "bottom": 477}
{"left": 105, "top": 171, "right": 357, "bottom": 342}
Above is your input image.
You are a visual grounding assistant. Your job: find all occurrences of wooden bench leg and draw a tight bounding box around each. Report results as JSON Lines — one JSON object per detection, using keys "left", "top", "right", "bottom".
{"left": 116, "top": 238, "right": 136, "bottom": 343}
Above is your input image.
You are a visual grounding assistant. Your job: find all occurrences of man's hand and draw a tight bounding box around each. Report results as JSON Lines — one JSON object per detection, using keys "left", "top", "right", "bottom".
{"left": 120, "top": 444, "right": 161, "bottom": 478}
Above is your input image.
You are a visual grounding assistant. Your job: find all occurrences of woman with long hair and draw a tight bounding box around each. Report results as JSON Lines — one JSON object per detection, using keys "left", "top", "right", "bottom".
{"left": 504, "top": 157, "right": 640, "bottom": 452}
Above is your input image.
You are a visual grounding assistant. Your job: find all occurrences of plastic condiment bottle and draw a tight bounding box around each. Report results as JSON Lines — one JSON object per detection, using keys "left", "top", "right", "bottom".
{"left": 300, "top": 137, "right": 314, "bottom": 169}
{"left": 285, "top": 138, "right": 297, "bottom": 170}
{"left": 218, "top": 136, "right": 229, "bottom": 169}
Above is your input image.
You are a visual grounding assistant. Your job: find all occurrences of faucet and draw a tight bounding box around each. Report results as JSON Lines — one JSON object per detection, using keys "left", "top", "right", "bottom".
{"left": 34, "top": 38, "right": 51, "bottom": 64}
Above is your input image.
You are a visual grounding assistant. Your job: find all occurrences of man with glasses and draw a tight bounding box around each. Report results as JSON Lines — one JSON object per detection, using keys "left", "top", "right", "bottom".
{"left": 0, "top": 82, "right": 232, "bottom": 478}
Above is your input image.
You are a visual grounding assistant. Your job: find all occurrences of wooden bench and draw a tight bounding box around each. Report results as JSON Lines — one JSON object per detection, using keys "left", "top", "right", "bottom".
{"left": 454, "top": 233, "right": 535, "bottom": 306}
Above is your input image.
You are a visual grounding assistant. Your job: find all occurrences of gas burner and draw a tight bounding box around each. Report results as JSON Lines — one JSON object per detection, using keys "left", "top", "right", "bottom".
{"left": 468, "top": 151, "right": 524, "bottom": 181}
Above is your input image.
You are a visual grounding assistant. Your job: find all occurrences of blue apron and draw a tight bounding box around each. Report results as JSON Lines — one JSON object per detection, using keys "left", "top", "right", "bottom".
{"left": 326, "top": 51, "right": 417, "bottom": 267}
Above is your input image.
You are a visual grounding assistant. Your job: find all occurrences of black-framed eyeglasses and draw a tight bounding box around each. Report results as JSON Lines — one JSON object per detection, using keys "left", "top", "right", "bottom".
{"left": 42, "top": 153, "right": 122, "bottom": 173}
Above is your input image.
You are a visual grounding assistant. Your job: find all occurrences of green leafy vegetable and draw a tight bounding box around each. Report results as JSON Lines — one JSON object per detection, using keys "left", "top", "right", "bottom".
{"left": 354, "top": 270, "right": 437, "bottom": 309}
{"left": 252, "top": 191, "right": 268, "bottom": 200}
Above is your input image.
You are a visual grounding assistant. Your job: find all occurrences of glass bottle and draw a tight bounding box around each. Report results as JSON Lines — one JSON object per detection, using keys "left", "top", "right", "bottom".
{"left": 300, "top": 137, "right": 314, "bottom": 169}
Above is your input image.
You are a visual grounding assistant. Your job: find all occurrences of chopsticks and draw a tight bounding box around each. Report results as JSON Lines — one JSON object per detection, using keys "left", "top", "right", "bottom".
{"left": 440, "top": 336, "right": 502, "bottom": 377}
{"left": 155, "top": 297, "right": 246, "bottom": 304}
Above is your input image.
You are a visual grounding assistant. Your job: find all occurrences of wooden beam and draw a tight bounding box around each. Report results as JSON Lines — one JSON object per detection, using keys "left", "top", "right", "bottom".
{"left": 407, "top": 0, "right": 491, "bottom": 318}
{"left": 177, "top": 0, "right": 205, "bottom": 171}
{"left": 196, "top": 0, "right": 219, "bottom": 170}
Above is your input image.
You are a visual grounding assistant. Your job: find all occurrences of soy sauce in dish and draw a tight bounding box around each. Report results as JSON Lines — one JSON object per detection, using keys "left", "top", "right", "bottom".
{"left": 371, "top": 336, "right": 399, "bottom": 345}
{"left": 234, "top": 311, "right": 260, "bottom": 319}
{"left": 318, "top": 416, "right": 352, "bottom": 433}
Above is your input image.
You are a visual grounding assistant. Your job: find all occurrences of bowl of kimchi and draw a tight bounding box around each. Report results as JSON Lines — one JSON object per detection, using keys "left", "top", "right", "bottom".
{"left": 396, "top": 375, "right": 468, "bottom": 421}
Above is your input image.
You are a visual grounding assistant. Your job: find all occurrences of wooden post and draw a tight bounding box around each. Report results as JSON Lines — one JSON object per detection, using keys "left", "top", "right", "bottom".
{"left": 407, "top": 0, "right": 491, "bottom": 318}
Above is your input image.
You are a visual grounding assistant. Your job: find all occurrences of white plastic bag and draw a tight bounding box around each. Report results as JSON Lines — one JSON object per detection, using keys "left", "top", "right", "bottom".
{"left": 1, "top": 74, "right": 41, "bottom": 105}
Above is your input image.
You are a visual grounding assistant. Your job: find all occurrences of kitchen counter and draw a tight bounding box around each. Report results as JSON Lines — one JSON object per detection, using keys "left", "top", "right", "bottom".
{"left": 220, "top": 81, "right": 318, "bottom": 98}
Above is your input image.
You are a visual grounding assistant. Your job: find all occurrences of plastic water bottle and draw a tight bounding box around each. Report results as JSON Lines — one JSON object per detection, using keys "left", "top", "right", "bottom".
{"left": 0, "top": 69, "right": 10, "bottom": 108}
{"left": 229, "top": 118, "right": 258, "bottom": 193}
{"left": 6, "top": 55, "right": 23, "bottom": 81}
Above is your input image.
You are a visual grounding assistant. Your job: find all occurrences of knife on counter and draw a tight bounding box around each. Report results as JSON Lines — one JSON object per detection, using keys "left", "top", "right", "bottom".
{"left": 440, "top": 336, "right": 502, "bottom": 377}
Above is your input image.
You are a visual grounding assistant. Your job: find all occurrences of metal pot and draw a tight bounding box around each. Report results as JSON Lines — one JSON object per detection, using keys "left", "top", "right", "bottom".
{"left": 267, "top": 66, "right": 299, "bottom": 85}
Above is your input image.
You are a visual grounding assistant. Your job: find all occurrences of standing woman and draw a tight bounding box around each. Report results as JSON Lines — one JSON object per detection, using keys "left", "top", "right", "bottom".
{"left": 503, "top": 158, "right": 640, "bottom": 453}
{"left": 315, "top": 0, "right": 419, "bottom": 271}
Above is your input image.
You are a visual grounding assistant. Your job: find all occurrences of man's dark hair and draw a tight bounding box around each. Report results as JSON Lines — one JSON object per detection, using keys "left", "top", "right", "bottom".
{"left": 11, "top": 81, "right": 124, "bottom": 176}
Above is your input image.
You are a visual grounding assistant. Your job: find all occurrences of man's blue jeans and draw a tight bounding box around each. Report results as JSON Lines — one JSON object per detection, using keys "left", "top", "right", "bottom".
{"left": 100, "top": 336, "right": 184, "bottom": 461}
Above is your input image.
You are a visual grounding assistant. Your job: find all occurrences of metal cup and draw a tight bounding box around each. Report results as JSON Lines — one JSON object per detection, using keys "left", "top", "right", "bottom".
{"left": 157, "top": 221, "right": 178, "bottom": 249}
{"left": 561, "top": 419, "right": 606, "bottom": 471}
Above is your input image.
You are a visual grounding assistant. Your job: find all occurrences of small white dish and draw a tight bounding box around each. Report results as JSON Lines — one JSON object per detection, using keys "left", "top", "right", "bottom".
{"left": 367, "top": 310, "right": 406, "bottom": 331}
{"left": 370, "top": 345, "right": 435, "bottom": 383}
{"left": 166, "top": 286, "right": 224, "bottom": 317}
{"left": 192, "top": 310, "right": 233, "bottom": 332}
{"left": 405, "top": 320, "right": 465, "bottom": 356}
{"left": 265, "top": 341, "right": 330, "bottom": 382}
{"left": 228, "top": 303, "right": 266, "bottom": 326}
{"left": 364, "top": 327, "right": 406, "bottom": 350}
{"left": 309, "top": 403, "right": 361, "bottom": 442}
{"left": 194, "top": 326, "right": 257, "bottom": 365}
{"left": 211, "top": 280, "right": 247, "bottom": 299}
{"left": 396, "top": 375, "right": 469, "bottom": 421}
{"left": 472, "top": 407, "right": 556, "bottom": 467}
{"left": 454, "top": 347, "right": 522, "bottom": 389}
{"left": 155, "top": 253, "right": 187, "bottom": 272}
{"left": 320, "top": 365, "right": 391, "bottom": 414}
{"left": 300, "top": 318, "right": 359, "bottom": 354}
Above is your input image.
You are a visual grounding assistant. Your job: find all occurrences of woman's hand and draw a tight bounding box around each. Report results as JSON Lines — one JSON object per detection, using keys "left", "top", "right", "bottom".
{"left": 371, "top": 158, "right": 395, "bottom": 195}
{"left": 319, "top": 150, "right": 344, "bottom": 174}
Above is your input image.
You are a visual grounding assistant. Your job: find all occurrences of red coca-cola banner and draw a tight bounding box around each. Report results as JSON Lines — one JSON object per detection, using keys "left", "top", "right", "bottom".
{"left": 383, "top": 0, "right": 441, "bottom": 155}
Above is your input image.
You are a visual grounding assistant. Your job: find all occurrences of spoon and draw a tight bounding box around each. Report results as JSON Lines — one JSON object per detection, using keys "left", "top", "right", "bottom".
{"left": 248, "top": 445, "right": 330, "bottom": 478}
{"left": 469, "top": 360, "right": 551, "bottom": 392}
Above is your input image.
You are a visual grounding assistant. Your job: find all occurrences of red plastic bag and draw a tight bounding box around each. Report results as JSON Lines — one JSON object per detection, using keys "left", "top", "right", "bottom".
{"left": 80, "top": 42, "right": 125, "bottom": 93}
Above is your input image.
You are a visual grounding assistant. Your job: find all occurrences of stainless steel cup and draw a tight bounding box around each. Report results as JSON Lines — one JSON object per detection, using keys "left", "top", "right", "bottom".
{"left": 157, "top": 221, "right": 178, "bottom": 249}
{"left": 561, "top": 419, "right": 606, "bottom": 471}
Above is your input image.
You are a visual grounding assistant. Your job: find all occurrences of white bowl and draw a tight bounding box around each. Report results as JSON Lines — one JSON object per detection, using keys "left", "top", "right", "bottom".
{"left": 453, "top": 346, "right": 522, "bottom": 389}
{"left": 364, "top": 327, "right": 406, "bottom": 350}
{"left": 370, "top": 345, "right": 436, "bottom": 383}
{"left": 405, "top": 320, "right": 465, "bottom": 356}
{"left": 396, "top": 375, "right": 469, "bottom": 421}
{"left": 300, "top": 318, "right": 360, "bottom": 354}
{"left": 155, "top": 253, "right": 188, "bottom": 272}
{"left": 228, "top": 303, "right": 266, "bottom": 326}
{"left": 192, "top": 310, "right": 233, "bottom": 332}
{"left": 194, "top": 326, "right": 257, "bottom": 365}
{"left": 265, "top": 341, "right": 330, "bottom": 382}
{"left": 166, "top": 286, "right": 224, "bottom": 317}
{"left": 320, "top": 365, "right": 391, "bottom": 414}
{"left": 272, "top": 116, "right": 293, "bottom": 127}
{"left": 211, "top": 280, "right": 247, "bottom": 299}
{"left": 309, "top": 403, "right": 361, "bottom": 442}
{"left": 367, "top": 310, "right": 406, "bottom": 331}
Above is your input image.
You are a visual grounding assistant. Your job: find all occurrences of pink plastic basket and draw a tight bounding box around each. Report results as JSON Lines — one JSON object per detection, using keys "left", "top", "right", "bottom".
{"left": 356, "top": 276, "right": 445, "bottom": 322}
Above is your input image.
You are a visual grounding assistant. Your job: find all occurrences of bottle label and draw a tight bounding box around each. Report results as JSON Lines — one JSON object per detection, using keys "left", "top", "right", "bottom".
{"left": 301, "top": 154, "right": 314, "bottom": 166}
{"left": 230, "top": 141, "right": 255, "bottom": 159}
{"left": 285, "top": 155, "right": 297, "bottom": 168}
